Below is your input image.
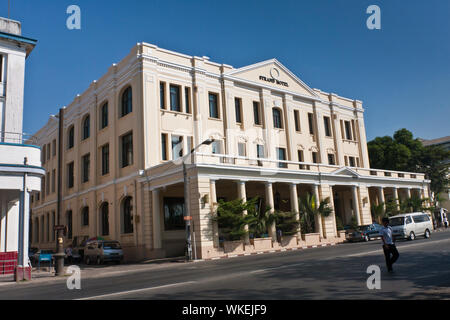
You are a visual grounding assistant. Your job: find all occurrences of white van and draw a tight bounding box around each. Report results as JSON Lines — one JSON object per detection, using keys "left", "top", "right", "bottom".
{"left": 389, "top": 212, "right": 433, "bottom": 241}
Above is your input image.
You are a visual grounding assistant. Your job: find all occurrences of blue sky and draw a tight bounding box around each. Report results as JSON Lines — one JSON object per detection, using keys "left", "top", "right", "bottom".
{"left": 2, "top": 0, "right": 449, "bottom": 140}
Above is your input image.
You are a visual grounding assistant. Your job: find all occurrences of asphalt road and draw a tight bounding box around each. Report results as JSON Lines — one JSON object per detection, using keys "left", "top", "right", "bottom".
{"left": 1, "top": 230, "right": 450, "bottom": 300}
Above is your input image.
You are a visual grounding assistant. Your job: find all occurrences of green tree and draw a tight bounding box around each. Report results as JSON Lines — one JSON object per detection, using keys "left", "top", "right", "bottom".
{"left": 368, "top": 129, "right": 450, "bottom": 195}
{"left": 246, "top": 197, "right": 275, "bottom": 238}
{"left": 298, "top": 193, "right": 333, "bottom": 234}
{"left": 371, "top": 202, "right": 386, "bottom": 223}
{"left": 273, "top": 211, "right": 300, "bottom": 236}
{"left": 214, "top": 198, "right": 253, "bottom": 241}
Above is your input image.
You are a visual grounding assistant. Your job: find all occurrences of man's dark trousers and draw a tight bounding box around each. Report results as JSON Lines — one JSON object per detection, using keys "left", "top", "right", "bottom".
{"left": 383, "top": 244, "right": 399, "bottom": 271}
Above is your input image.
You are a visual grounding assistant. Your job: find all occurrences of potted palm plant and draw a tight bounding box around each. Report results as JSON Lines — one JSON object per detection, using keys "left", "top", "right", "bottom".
{"left": 273, "top": 211, "right": 300, "bottom": 247}
{"left": 246, "top": 198, "right": 276, "bottom": 250}
{"left": 298, "top": 193, "right": 332, "bottom": 245}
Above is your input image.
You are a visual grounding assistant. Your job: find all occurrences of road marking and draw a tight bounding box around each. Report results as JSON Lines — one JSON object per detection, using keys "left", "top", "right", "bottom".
{"left": 75, "top": 281, "right": 196, "bottom": 300}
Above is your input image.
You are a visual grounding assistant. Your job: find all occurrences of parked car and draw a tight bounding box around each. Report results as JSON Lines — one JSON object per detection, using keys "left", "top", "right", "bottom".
{"left": 346, "top": 223, "right": 383, "bottom": 242}
{"left": 83, "top": 240, "right": 124, "bottom": 265}
{"left": 389, "top": 212, "right": 433, "bottom": 241}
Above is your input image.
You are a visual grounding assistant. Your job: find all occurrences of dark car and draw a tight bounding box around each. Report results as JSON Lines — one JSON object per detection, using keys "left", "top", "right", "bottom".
{"left": 347, "top": 223, "right": 383, "bottom": 242}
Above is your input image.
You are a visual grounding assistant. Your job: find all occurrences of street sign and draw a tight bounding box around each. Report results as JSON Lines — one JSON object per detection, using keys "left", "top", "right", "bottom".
{"left": 184, "top": 216, "right": 193, "bottom": 221}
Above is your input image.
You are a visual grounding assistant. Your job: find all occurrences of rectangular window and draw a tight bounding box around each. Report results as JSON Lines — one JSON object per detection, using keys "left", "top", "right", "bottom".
{"left": 211, "top": 140, "right": 222, "bottom": 154}
{"left": 46, "top": 172, "right": 50, "bottom": 195}
{"left": 356, "top": 157, "right": 360, "bottom": 168}
{"left": 101, "top": 103, "right": 108, "bottom": 129}
{"left": 324, "top": 116, "right": 332, "bottom": 137}
{"left": 82, "top": 154, "right": 90, "bottom": 183}
{"left": 328, "top": 154, "right": 336, "bottom": 165}
{"left": 345, "top": 121, "right": 353, "bottom": 140}
{"left": 47, "top": 143, "right": 51, "bottom": 160}
{"left": 170, "top": 84, "right": 181, "bottom": 112}
{"left": 209, "top": 93, "right": 219, "bottom": 119}
{"left": 52, "top": 140, "right": 56, "bottom": 157}
{"left": 235, "top": 98, "right": 242, "bottom": 124}
{"left": 298, "top": 150, "right": 306, "bottom": 170}
{"left": 185, "top": 87, "right": 191, "bottom": 114}
{"left": 52, "top": 169, "right": 56, "bottom": 193}
{"left": 164, "top": 198, "right": 185, "bottom": 230}
{"left": 349, "top": 156, "right": 356, "bottom": 167}
{"left": 351, "top": 120, "right": 357, "bottom": 141}
{"left": 277, "top": 148, "right": 287, "bottom": 168}
{"left": 257, "top": 144, "right": 265, "bottom": 158}
{"left": 312, "top": 152, "right": 318, "bottom": 164}
{"left": 67, "top": 162, "right": 74, "bottom": 189}
{"left": 42, "top": 145, "right": 46, "bottom": 164}
{"left": 294, "top": 110, "right": 301, "bottom": 132}
{"left": 308, "top": 113, "right": 314, "bottom": 135}
{"left": 101, "top": 144, "right": 109, "bottom": 175}
{"left": 161, "top": 133, "right": 168, "bottom": 161}
{"left": 171, "top": 135, "right": 183, "bottom": 160}
{"left": 253, "top": 102, "right": 261, "bottom": 125}
{"left": 160, "top": 82, "right": 166, "bottom": 109}
{"left": 238, "top": 142, "right": 246, "bottom": 157}
{"left": 121, "top": 132, "right": 133, "bottom": 168}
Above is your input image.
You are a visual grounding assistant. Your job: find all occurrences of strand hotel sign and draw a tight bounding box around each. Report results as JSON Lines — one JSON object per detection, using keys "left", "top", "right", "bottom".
{"left": 259, "top": 67, "right": 289, "bottom": 87}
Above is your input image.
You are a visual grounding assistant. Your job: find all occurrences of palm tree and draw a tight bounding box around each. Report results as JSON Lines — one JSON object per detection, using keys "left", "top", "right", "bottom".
{"left": 371, "top": 202, "right": 385, "bottom": 223}
{"left": 298, "top": 193, "right": 333, "bottom": 234}
{"left": 246, "top": 198, "right": 276, "bottom": 239}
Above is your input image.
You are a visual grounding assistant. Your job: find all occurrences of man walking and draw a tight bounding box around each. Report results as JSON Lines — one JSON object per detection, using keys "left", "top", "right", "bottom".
{"left": 380, "top": 217, "right": 399, "bottom": 273}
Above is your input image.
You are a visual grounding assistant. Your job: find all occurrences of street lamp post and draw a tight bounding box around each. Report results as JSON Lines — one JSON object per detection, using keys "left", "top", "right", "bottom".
{"left": 183, "top": 139, "right": 215, "bottom": 261}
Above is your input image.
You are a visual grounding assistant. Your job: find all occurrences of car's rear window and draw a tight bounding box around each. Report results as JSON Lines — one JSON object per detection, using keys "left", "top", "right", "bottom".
{"left": 103, "top": 242, "right": 121, "bottom": 249}
{"left": 389, "top": 217, "right": 405, "bottom": 226}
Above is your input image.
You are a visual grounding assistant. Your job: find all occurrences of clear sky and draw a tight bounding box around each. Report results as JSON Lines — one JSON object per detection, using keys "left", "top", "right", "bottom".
{"left": 2, "top": 0, "right": 449, "bottom": 141}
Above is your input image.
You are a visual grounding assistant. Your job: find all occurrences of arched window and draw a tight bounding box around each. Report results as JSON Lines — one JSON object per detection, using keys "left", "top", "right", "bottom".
{"left": 272, "top": 108, "right": 283, "bottom": 129}
{"left": 68, "top": 126, "right": 74, "bottom": 149}
{"left": 122, "top": 197, "right": 133, "bottom": 234}
{"left": 101, "top": 203, "right": 109, "bottom": 236}
{"left": 100, "top": 102, "right": 108, "bottom": 129}
{"left": 82, "top": 115, "right": 90, "bottom": 140}
{"left": 121, "top": 86, "right": 132, "bottom": 117}
{"left": 82, "top": 206, "right": 89, "bottom": 226}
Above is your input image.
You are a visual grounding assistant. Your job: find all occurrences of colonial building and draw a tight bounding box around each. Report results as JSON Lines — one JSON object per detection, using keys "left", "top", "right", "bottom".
{"left": 30, "top": 43, "right": 430, "bottom": 261}
{"left": 0, "top": 17, "right": 42, "bottom": 275}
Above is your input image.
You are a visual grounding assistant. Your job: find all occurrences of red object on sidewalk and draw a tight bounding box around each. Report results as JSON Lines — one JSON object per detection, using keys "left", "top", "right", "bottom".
{"left": 0, "top": 252, "right": 18, "bottom": 275}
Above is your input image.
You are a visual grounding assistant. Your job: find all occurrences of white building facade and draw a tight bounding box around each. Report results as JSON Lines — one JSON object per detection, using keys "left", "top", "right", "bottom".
{"left": 0, "top": 17, "right": 42, "bottom": 274}
{"left": 30, "top": 43, "right": 430, "bottom": 261}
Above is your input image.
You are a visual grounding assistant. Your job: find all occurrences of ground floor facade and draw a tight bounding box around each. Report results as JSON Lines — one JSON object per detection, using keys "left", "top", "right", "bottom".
{"left": 30, "top": 155, "right": 431, "bottom": 262}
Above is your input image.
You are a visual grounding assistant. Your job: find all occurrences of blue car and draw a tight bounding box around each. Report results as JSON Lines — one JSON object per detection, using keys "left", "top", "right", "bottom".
{"left": 347, "top": 223, "right": 383, "bottom": 242}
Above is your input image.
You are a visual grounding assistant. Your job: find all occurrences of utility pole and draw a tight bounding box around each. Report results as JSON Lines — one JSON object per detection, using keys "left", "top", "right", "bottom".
{"left": 54, "top": 108, "right": 65, "bottom": 276}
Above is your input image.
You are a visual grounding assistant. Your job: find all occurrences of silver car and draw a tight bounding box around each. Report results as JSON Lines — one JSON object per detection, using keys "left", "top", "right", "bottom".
{"left": 389, "top": 212, "right": 433, "bottom": 241}
{"left": 83, "top": 240, "right": 124, "bottom": 265}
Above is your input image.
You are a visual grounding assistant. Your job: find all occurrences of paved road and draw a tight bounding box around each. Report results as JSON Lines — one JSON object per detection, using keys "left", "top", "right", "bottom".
{"left": 1, "top": 231, "right": 450, "bottom": 300}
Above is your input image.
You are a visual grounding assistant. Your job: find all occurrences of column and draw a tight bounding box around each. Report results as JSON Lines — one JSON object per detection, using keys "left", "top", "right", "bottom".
{"left": 237, "top": 181, "right": 250, "bottom": 244}
{"left": 283, "top": 94, "right": 296, "bottom": 162}
{"left": 406, "top": 188, "right": 412, "bottom": 199}
{"left": 289, "top": 183, "right": 301, "bottom": 238}
{"left": 313, "top": 102, "right": 327, "bottom": 164}
{"left": 210, "top": 179, "right": 219, "bottom": 248}
{"left": 377, "top": 187, "right": 385, "bottom": 206}
{"left": 313, "top": 184, "right": 323, "bottom": 236}
{"left": 331, "top": 107, "right": 345, "bottom": 166}
{"left": 265, "top": 182, "right": 276, "bottom": 241}
{"left": 352, "top": 185, "right": 361, "bottom": 226}
{"left": 18, "top": 187, "right": 30, "bottom": 267}
{"left": 393, "top": 187, "right": 400, "bottom": 210}
{"left": 152, "top": 189, "right": 162, "bottom": 250}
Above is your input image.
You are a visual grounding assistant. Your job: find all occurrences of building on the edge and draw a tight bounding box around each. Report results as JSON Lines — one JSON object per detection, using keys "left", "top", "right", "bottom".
{"left": 420, "top": 136, "right": 450, "bottom": 212}
{"left": 30, "top": 43, "right": 431, "bottom": 261}
{"left": 0, "top": 17, "right": 42, "bottom": 275}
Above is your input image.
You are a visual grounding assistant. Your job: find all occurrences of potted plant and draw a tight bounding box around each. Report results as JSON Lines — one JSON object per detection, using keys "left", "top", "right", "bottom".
{"left": 298, "top": 193, "right": 332, "bottom": 245}
{"left": 273, "top": 211, "right": 300, "bottom": 247}
{"left": 246, "top": 198, "right": 276, "bottom": 250}
{"left": 213, "top": 198, "right": 252, "bottom": 254}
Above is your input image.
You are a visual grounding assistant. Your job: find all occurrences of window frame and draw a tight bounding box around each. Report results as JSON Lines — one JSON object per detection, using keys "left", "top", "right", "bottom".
{"left": 121, "top": 86, "right": 133, "bottom": 117}
{"left": 208, "top": 92, "right": 220, "bottom": 119}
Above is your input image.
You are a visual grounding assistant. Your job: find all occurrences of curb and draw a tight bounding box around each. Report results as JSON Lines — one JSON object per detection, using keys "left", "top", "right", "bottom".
{"left": 197, "top": 242, "right": 341, "bottom": 262}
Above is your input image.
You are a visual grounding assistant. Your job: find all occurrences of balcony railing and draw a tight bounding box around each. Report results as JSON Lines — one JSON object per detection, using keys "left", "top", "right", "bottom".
{"left": 0, "top": 131, "right": 38, "bottom": 145}
{"left": 193, "top": 152, "right": 426, "bottom": 180}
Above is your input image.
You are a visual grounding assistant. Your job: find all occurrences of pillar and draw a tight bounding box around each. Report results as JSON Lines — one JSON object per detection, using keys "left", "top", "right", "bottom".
{"left": 289, "top": 183, "right": 301, "bottom": 238}
{"left": 406, "top": 188, "right": 412, "bottom": 199}
{"left": 265, "top": 182, "right": 276, "bottom": 241}
{"left": 313, "top": 184, "right": 323, "bottom": 236}
{"left": 377, "top": 187, "right": 385, "bottom": 206}
{"left": 237, "top": 181, "right": 250, "bottom": 244}
{"left": 393, "top": 187, "right": 400, "bottom": 210}
{"left": 152, "top": 188, "right": 162, "bottom": 249}
{"left": 210, "top": 179, "right": 219, "bottom": 248}
{"left": 352, "top": 185, "right": 361, "bottom": 226}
